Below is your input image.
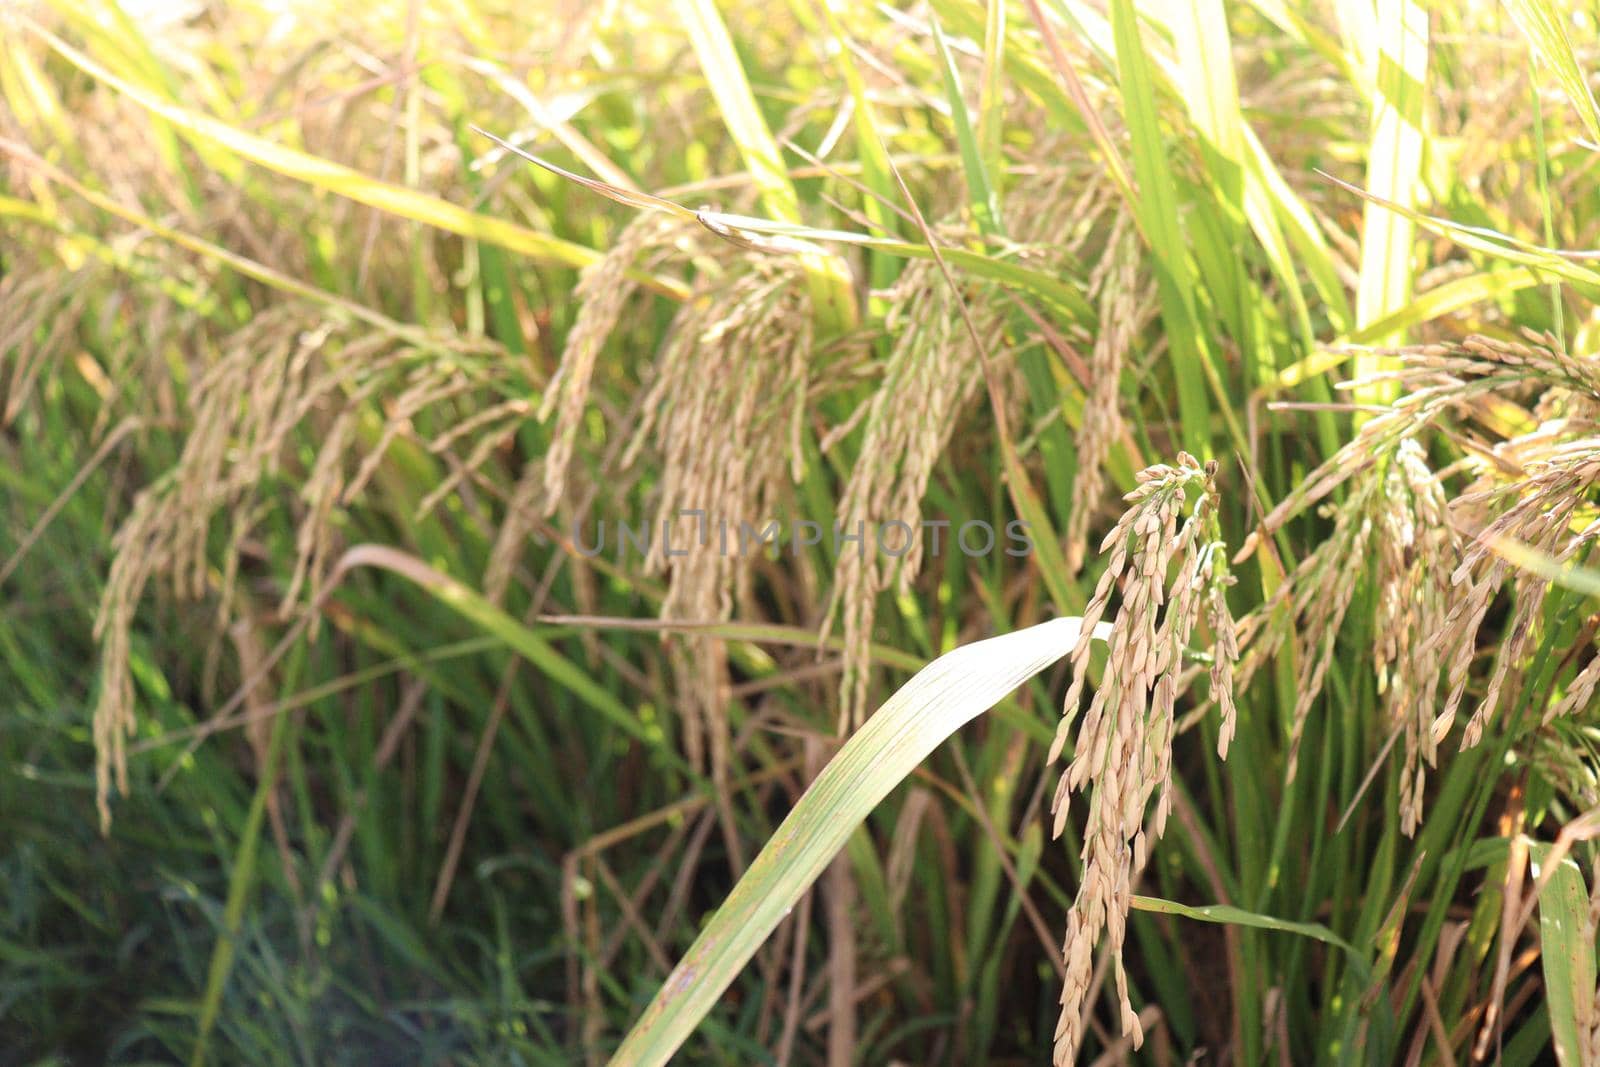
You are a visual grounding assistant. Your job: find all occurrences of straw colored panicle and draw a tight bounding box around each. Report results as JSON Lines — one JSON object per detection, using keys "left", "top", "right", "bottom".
{"left": 91, "top": 312, "right": 506, "bottom": 830}
{"left": 1048, "top": 453, "right": 1236, "bottom": 1065}
{"left": 622, "top": 257, "right": 816, "bottom": 775}
{"left": 823, "top": 259, "right": 996, "bottom": 729}
{"left": 1, "top": 264, "right": 96, "bottom": 426}
{"left": 1230, "top": 440, "right": 1457, "bottom": 803}
{"left": 824, "top": 173, "right": 1109, "bottom": 728}
{"left": 540, "top": 212, "right": 692, "bottom": 511}
{"left": 1427, "top": 338, "right": 1600, "bottom": 754}
{"left": 483, "top": 213, "right": 691, "bottom": 601}
{"left": 1234, "top": 331, "right": 1600, "bottom": 832}
{"left": 1066, "top": 213, "right": 1147, "bottom": 575}
{"left": 487, "top": 202, "right": 829, "bottom": 781}
{"left": 1551, "top": 629, "right": 1600, "bottom": 726}
{"left": 1373, "top": 440, "right": 1455, "bottom": 833}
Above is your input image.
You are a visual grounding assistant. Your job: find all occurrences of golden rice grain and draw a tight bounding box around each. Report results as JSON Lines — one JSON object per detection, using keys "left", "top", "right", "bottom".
{"left": 1049, "top": 453, "right": 1233, "bottom": 1065}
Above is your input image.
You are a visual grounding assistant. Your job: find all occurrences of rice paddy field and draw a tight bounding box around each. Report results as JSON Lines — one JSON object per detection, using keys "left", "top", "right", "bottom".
{"left": 6, "top": 0, "right": 1600, "bottom": 1063}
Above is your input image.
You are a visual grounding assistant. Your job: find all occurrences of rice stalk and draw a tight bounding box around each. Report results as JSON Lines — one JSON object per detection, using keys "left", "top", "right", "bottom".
{"left": 1064, "top": 212, "right": 1143, "bottom": 575}
{"left": 538, "top": 212, "right": 694, "bottom": 511}
{"left": 822, "top": 161, "right": 1111, "bottom": 727}
{"left": 91, "top": 311, "right": 508, "bottom": 829}
{"left": 627, "top": 257, "right": 817, "bottom": 775}
{"left": 1049, "top": 452, "right": 1235, "bottom": 1063}
{"left": 1236, "top": 331, "right": 1600, "bottom": 829}
{"left": 824, "top": 258, "right": 995, "bottom": 728}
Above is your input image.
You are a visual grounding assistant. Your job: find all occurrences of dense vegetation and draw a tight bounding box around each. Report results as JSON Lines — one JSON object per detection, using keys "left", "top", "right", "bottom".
{"left": 5, "top": 1, "right": 1600, "bottom": 1063}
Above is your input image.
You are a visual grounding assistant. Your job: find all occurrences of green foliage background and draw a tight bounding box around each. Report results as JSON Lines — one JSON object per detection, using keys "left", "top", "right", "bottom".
{"left": 4, "top": 1, "right": 1600, "bottom": 1064}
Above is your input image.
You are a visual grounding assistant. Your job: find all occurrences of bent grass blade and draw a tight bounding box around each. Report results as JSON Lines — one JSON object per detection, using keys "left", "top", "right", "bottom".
{"left": 609, "top": 615, "right": 1109, "bottom": 1067}
{"left": 472, "top": 126, "right": 1095, "bottom": 323}
{"left": 25, "top": 23, "right": 657, "bottom": 284}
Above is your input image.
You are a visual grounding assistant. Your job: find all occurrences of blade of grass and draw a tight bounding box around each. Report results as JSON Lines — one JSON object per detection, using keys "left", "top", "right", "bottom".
{"left": 25, "top": 21, "right": 631, "bottom": 279}
{"left": 1107, "top": 0, "right": 1216, "bottom": 457}
{"left": 1259, "top": 265, "right": 1543, "bottom": 395}
{"left": 1529, "top": 53, "right": 1567, "bottom": 345}
{"left": 930, "top": 15, "right": 1003, "bottom": 235}
{"left": 977, "top": 0, "right": 1007, "bottom": 194}
{"left": 608, "top": 615, "right": 1108, "bottom": 1066}
{"left": 1319, "top": 171, "right": 1600, "bottom": 299}
{"left": 673, "top": 0, "right": 858, "bottom": 334}
{"left": 1166, "top": 0, "right": 1249, "bottom": 342}
{"left": 1130, "top": 895, "right": 1371, "bottom": 982}
{"left": 1506, "top": 0, "right": 1600, "bottom": 145}
{"left": 1532, "top": 847, "right": 1596, "bottom": 1067}
{"left": 1351, "top": 0, "right": 1428, "bottom": 405}
{"left": 1482, "top": 535, "right": 1600, "bottom": 599}
{"left": 1243, "top": 125, "right": 1354, "bottom": 333}
{"left": 189, "top": 682, "right": 293, "bottom": 1067}
{"left": 330, "top": 546, "right": 699, "bottom": 781}
{"left": 0, "top": 36, "right": 69, "bottom": 144}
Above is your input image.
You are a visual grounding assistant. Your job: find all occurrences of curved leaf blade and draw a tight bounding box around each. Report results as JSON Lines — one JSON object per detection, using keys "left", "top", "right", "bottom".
{"left": 26, "top": 21, "right": 632, "bottom": 280}
{"left": 609, "top": 615, "right": 1107, "bottom": 1066}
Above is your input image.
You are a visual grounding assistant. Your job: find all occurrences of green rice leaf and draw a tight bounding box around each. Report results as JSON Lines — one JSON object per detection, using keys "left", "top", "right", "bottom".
{"left": 673, "top": 0, "right": 858, "bottom": 334}
{"left": 1533, "top": 849, "right": 1596, "bottom": 1067}
{"left": 1320, "top": 171, "right": 1600, "bottom": 301}
{"left": 1483, "top": 536, "right": 1600, "bottom": 600}
{"left": 1506, "top": 0, "right": 1600, "bottom": 145}
{"left": 1108, "top": 0, "right": 1214, "bottom": 456}
{"left": 977, "top": 0, "right": 1008, "bottom": 194}
{"left": 1131, "top": 895, "right": 1371, "bottom": 982}
{"left": 931, "top": 15, "right": 1003, "bottom": 236}
{"left": 1351, "top": 0, "right": 1428, "bottom": 402}
{"left": 1263, "top": 266, "right": 1543, "bottom": 394}
{"left": 27, "top": 22, "right": 611, "bottom": 275}
{"left": 329, "top": 547, "right": 699, "bottom": 781}
{"left": 609, "top": 616, "right": 1107, "bottom": 1066}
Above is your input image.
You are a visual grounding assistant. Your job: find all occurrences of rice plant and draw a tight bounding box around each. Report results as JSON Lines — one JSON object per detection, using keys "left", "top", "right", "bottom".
{"left": 4, "top": 0, "right": 1600, "bottom": 1064}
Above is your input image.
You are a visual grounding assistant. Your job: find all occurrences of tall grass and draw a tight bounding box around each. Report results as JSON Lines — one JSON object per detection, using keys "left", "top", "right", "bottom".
{"left": 3, "top": 1, "right": 1600, "bottom": 1064}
